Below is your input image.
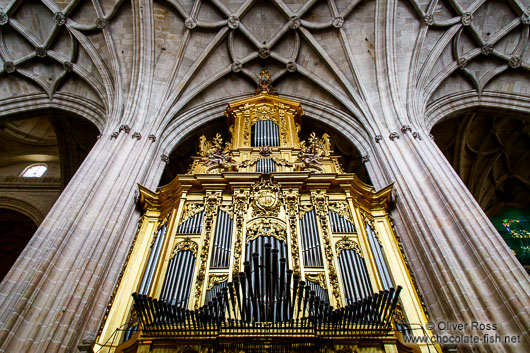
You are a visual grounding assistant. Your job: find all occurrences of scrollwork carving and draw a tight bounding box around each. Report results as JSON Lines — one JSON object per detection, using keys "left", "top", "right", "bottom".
{"left": 283, "top": 189, "right": 300, "bottom": 274}
{"left": 328, "top": 201, "right": 354, "bottom": 224}
{"left": 232, "top": 190, "right": 250, "bottom": 277}
{"left": 172, "top": 238, "right": 198, "bottom": 257}
{"left": 179, "top": 203, "right": 204, "bottom": 225}
{"left": 311, "top": 190, "right": 341, "bottom": 304}
{"left": 207, "top": 274, "right": 229, "bottom": 290}
{"left": 194, "top": 192, "right": 221, "bottom": 308}
{"left": 335, "top": 237, "right": 361, "bottom": 256}
{"left": 305, "top": 273, "right": 327, "bottom": 289}
{"left": 246, "top": 218, "right": 287, "bottom": 243}
{"left": 251, "top": 179, "right": 281, "bottom": 217}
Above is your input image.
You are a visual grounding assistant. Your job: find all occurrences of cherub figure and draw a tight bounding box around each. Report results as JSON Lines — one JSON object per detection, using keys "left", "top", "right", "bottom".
{"left": 198, "top": 134, "right": 234, "bottom": 169}
{"left": 298, "top": 132, "right": 332, "bottom": 168}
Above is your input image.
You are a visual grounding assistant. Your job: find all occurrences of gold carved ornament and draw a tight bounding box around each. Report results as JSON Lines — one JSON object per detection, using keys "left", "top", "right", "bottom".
{"left": 179, "top": 203, "right": 204, "bottom": 226}
{"left": 207, "top": 274, "right": 229, "bottom": 290}
{"left": 232, "top": 190, "right": 249, "bottom": 278}
{"left": 172, "top": 238, "right": 199, "bottom": 258}
{"left": 335, "top": 237, "right": 362, "bottom": 257}
{"left": 329, "top": 201, "right": 354, "bottom": 224}
{"left": 305, "top": 273, "right": 327, "bottom": 289}
{"left": 297, "top": 132, "right": 332, "bottom": 170}
{"left": 298, "top": 204, "right": 313, "bottom": 219}
{"left": 283, "top": 189, "right": 300, "bottom": 275}
{"left": 239, "top": 146, "right": 293, "bottom": 168}
{"left": 361, "top": 211, "right": 382, "bottom": 246}
{"left": 251, "top": 179, "right": 281, "bottom": 217}
{"left": 198, "top": 133, "right": 235, "bottom": 173}
{"left": 193, "top": 191, "right": 222, "bottom": 308}
{"left": 310, "top": 190, "right": 341, "bottom": 304}
{"left": 246, "top": 218, "right": 287, "bottom": 243}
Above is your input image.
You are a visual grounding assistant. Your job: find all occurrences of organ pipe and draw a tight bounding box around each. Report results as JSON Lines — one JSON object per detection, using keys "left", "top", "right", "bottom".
{"left": 160, "top": 250, "right": 196, "bottom": 308}
{"left": 366, "top": 225, "right": 393, "bottom": 290}
{"left": 300, "top": 210, "right": 323, "bottom": 267}
{"left": 338, "top": 249, "right": 373, "bottom": 304}
{"left": 211, "top": 211, "right": 233, "bottom": 268}
{"left": 138, "top": 225, "right": 167, "bottom": 295}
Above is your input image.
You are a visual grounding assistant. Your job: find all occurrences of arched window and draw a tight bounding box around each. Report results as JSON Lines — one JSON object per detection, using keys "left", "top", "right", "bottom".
{"left": 21, "top": 164, "right": 47, "bottom": 178}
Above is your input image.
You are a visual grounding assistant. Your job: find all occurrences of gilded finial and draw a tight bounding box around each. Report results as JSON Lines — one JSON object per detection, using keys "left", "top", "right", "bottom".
{"left": 255, "top": 68, "right": 277, "bottom": 95}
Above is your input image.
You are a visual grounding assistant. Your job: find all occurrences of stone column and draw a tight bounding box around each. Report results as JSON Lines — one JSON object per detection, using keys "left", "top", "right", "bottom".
{"left": 0, "top": 129, "right": 163, "bottom": 352}
{"left": 366, "top": 130, "right": 530, "bottom": 353}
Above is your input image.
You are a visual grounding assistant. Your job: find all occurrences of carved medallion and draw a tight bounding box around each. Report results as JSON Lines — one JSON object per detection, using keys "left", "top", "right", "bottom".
{"left": 251, "top": 179, "right": 281, "bottom": 217}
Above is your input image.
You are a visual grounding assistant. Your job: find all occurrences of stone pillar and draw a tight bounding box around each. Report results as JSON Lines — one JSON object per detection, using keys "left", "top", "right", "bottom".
{"left": 0, "top": 130, "right": 163, "bottom": 352}
{"left": 366, "top": 131, "right": 530, "bottom": 353}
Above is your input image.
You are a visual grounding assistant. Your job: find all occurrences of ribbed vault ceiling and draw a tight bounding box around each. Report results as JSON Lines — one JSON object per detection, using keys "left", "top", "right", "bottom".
{"left": 0, "top": 0, "right": 528, "bottom": 134}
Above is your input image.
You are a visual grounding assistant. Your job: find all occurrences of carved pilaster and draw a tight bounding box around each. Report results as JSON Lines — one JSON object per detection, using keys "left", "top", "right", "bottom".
{"left": 310, "top": 190, "right": 341, "bottom": 304}
{"left": 282, "top": 189, "right": 300, "bottom": 275}
{"left": 193, "top": 191, "right": 221, "bottom": 308}
{"left": 232, "top": 190, "right": 249, "bottom": 278}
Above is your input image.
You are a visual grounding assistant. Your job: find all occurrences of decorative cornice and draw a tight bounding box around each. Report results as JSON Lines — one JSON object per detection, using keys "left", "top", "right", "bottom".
{"left": 0, "top": 176, "right": 61, "bottom": 187}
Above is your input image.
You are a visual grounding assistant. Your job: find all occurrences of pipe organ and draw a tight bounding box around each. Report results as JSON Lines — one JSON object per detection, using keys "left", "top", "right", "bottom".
{"left": 97, "top": 70, "right": 432, "bottom": 353}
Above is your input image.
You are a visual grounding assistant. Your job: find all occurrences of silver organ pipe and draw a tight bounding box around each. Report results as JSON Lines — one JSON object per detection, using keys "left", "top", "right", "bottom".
{"left": 251, "top": 120, "right": 280, "bottom": 147}
{"left": 329, "top": 211, "right": 356, "bottom": 233}
{"left": 177, "top": 211, "right": 204, "bottom": 234}
{"left": 160, "top": 250, "right": 196, "bottom": 307}
{"left": 338, "top": 249, "right": 373, "bottom": 304}
{"left": 211, "top": 210, "right": 233, "bottom": 268}
{"left": 366, "top": 225, "right": 393, "bottom": 290}
{"left": 306, "top": 280, "right": 329, "bottom": 304}
{"left": 138, "top": 225, "right": 167, "bottom": 295}
{"left": 300, "top": 210, "right": 323, "bottom": 267}
{"left": 205, "top": 281, "right": 228, "bottom": 304}
{"left": 245, "top": 236, "right": 287, "bottom": 262}
{"left": 256, "top": 158, "right": 276, "bottom": 173}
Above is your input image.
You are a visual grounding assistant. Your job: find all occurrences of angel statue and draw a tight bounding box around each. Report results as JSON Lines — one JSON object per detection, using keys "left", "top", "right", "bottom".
{"left": 255, "top": 68, "right": 277, "bottom": 95}
{"left": 298, "top": 132, "right": 332, "bottom": 168}
{"left": 198, "top": 134, "right": 234, "bottom": 170}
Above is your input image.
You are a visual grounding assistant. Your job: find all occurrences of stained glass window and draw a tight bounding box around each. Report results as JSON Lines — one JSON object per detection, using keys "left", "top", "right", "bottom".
{"left": 490, "top": 209, "right": 530, "bottom": 266}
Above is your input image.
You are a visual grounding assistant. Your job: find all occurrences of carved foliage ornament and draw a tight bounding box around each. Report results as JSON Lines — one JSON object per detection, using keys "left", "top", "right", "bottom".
{"left": 283, "top": 189, "right": 300, "bottom": 274}
{"left": 232, "top": 190, "right": 249, "bottom": 277}
{"left": 305, "top": 273, "right": 327, "bottom": 289}
{"left": 335, "top": 237, "right": 362, "bottom": 256}
{"left": 207, "top": 274, "right": 229, "bottom": 290}
{"left": 194, "top": 192, "right": 221, "bottom": 308}
{"left": 328, "top": 201, "right": 354, "bottom": 224}
{"left": 246, "top": 218, "right": 287, "bottom": 243}
{"left": 251, "top": 179, "right": 281, "bottom": 217}
{"left": 298, "top": 132, "right": 332, "bottom": 168}
{"left": 198, "top": 133, "right": 235, "bottom": 172}
{"left": 180, "top": 202, "right": 204, "bottom": 225}
{"left": 173, "top": 238, "right": 199, "bottom": 257}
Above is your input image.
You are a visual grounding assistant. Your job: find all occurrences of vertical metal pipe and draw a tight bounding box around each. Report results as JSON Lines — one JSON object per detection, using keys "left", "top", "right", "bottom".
{"left": 180, "top": 252, "right": 194, "bottom": 306}
{"left": 173, "top": 252, "right": 187, "bottom": 305}
{"left": 302, "top": 214, "right": 313, "bottom": 266}
{"left": 353, "top": 252, "right": 368, "bottom": 299}
{"left": 160, "top": 256, "right": 174, "bottom": 301}
{"left": 344, "top": 251, "right": 360, "bottom": 301}
{"left": 221, "top": 211, "right": 228, "bottom": 267}
{"left": 338, "top": 256, "right": 352, "bottom": 304}
{"left": 309, "top": 211, "right": 322, "bottom": 266}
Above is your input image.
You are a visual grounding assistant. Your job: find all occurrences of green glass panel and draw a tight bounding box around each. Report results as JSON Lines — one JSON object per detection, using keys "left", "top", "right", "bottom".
{"left": 490, "top": 208, "right": 530, "bottom": 265}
